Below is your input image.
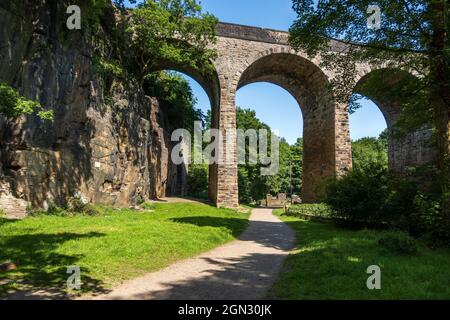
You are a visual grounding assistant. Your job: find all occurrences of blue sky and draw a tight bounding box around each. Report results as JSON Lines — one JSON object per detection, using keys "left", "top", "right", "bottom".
{"left": 127, "top": 0, "right": 388, "bottom": 144}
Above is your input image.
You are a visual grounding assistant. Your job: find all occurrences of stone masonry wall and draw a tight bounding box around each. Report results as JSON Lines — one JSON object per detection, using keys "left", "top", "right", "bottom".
{"left": 0, "top": 1, "right": 185, "bottom": 217}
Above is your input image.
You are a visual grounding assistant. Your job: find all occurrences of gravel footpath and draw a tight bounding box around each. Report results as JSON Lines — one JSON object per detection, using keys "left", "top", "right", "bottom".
{"left": 90, "top": 208, "right": 295, "bottom": 300}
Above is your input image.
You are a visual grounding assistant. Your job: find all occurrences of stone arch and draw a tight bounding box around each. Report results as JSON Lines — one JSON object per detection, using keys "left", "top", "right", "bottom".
{"left": 149, "top": 62, "right": 221, "bottom": 113}
{"left": 148, "top": 62, "right": 222, "bottom": 202}
{"left": 352, "top": 68, "right": 434, "bottom": 172}
{"left": 234, "top": 51, "right": 340, "bottom": 202}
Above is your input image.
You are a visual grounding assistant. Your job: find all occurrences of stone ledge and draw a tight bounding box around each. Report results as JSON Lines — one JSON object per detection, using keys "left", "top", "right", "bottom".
{"left": 216, "top": 22, "right": 289, "bottom": 45}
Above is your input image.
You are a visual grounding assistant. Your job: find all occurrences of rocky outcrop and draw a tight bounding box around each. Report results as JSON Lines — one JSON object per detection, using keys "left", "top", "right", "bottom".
{"left": 0, "top": 1, "right": 186, "bottom": 217}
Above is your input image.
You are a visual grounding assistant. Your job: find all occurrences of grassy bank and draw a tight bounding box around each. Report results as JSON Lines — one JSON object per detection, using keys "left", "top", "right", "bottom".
{"left": 0, "top": 202, "right": 249, "bottom": 297}
{"left": 270, "top": 209, "right": 450, "bottom": 300}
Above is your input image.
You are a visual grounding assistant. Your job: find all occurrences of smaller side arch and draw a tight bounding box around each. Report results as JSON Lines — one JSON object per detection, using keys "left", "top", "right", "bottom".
{"left": 353, "top": 68, "right": 435, "bottom": 172}
{"left": 147, "top": 61, "right": 223, "bottom": 204}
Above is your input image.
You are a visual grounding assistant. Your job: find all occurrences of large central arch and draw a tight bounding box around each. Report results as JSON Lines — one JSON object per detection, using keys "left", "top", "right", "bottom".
{"left": 236, "top": 53, "right": 337, "bottom": 202}
{"left": 209, "top": 23, "right": 356, "bottom": 207}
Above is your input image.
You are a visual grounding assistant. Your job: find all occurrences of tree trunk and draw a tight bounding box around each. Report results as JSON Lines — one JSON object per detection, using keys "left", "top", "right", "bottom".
{"left": 429, "top": 1, "right": 450, "bottom": 217}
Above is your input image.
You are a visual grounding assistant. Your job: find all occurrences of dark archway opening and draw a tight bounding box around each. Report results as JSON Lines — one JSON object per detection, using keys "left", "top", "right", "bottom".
{"left": 143, "top": 67, "right": 220, "bottom": 201}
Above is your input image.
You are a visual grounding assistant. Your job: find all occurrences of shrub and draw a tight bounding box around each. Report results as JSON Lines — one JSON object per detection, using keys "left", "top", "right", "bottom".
{"left": 67, "top": 197, "right": 99, "bottom": 216}
{"left": 187, "top": 164, "right": 209, "bottom": 199}
{"left": 238, "top": 167, "right": 251, "bottom": 203}
{"left": 410, "top": 193, "right": 442, "bottom": 235}
{"left": 378, "top": 231, "right": 418, "bottom": 255}
{"left": 287, "top": 204, "right": 334, "bottom": 218}
{"left": 325, "top": 162, "right": 393, "bottom": 223}
{"left": 0, "top": 82, "right": 54, "bottom": 120}
{"left": 325, "top": 160, "right": 423, "bottom": 226}
{"left": 412, "top": 194, "right": 450, "bottom": 247}
{"left": 93, "top": 56, "right": 124, "bottom": 78}
{"left": 140, "top": 202, "right": 156, "bottom": 211}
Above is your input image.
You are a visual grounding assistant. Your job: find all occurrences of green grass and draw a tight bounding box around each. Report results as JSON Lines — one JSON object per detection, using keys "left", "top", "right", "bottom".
{"left": 270, "top": 209, "right": 450, "bottom": 300}
{"left": 0, "top": 202, "right": 249, "bottom": 297}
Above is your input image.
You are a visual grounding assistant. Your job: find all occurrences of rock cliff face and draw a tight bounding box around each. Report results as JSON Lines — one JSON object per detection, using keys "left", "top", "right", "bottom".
{"left": 0, "top": 1, "right": 185, "bottom": 217}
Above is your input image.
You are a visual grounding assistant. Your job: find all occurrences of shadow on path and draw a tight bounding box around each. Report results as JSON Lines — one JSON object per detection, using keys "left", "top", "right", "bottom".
{"left": 95, "top": 209, "right": 295, "bottom": 300}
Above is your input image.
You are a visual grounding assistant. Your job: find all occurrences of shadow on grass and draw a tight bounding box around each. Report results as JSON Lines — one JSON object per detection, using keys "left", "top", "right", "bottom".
{"left": 0, "top": 232, "right": 110, "bottom": 300}
{"left": 269, "top": 217, "right": 450, "bottom": 299}
{"left": 170, "top": 216, "right": 249, "bottom": 238}
{"left": 0, "top": 218, "right": 19, "bottom": 227}
{"left": 107, "top": 213, "right": 295, "bottom": 299}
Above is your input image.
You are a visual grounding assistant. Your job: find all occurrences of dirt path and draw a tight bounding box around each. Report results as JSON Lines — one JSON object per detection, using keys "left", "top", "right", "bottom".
{"left": 89, "top": 208, "right": 295, "bottom": 300}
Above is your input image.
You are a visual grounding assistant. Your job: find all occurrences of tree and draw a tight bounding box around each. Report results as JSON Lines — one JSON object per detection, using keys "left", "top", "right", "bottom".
{"left": 236, "top": 107, "right": 272, "bottom": 202}
{"left": 124, "top": 0, "right": 218, "bottom": 85}
{"left": 235, "top": 107, "right": 302, "bottom": 202}
{"left": 144, "top": 71, "right": 203, "bottom": 132}
{"left": 289, "top": 0, "right": 449, "bottom": 216}
{"left": 290, "top": 138, "right": 303, "bottom": 195}
{"left": 352, "top": 135, "right": 388, "bottom": 172}
{"left": 0, "top": 82, "right": 54, "bottom": 121}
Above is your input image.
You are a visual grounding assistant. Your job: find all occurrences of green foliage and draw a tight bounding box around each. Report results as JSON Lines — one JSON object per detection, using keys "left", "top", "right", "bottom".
{"left": 187, "top": 164, "right": 209, "bottom": 199}
{"left": 286, "top": 204, "right": 334, "bottom": 218}
{"left": 411, "top": 194, "right": 442, "bottom": 234}
{"left": 0, "top": 82, "right": 54, "bottom": 121}
{"left": 67, "top": 197, "right": 100, "bottom": 216}
{"left": 30, "top": 198, "right": 100, "bottom": 217}
{"left": 235, "top": 108, "right": 302, "bottom": 203}
{"left": 289, "top": 0, "right": 450, "bottom": 225}
{"left": 125, "top": 0, "right": 218, "bottom": 82}
{"left": 378, "top": 231, "right": 418, "bottom": 255}
{"left": 325, "top": 134, "right": 449, "bottom": 245}
{"left": 325, "top": 132, "right": 419, "bottom": 225}
{"left": 290, "top": 138, "right": 303, "bottom": 195}
{"left": 93, "top": 56, "right": 124, "bottom": 78}
{"left": 325, "top": 162, "right": 393, "bottom": 223}
{"left": 80, "top": 0, "right": 110, "bottom": 26}
{"left": 0, "top": 209, "right": 5, "bottom": 217}
{"left": 271, "top": 212, "right": 450, "bottom": 299}
{"left": 0, "top": 202, "right": 249, "bottom": 297}
{"left": 289, "top": 1, "right": 432, "bottom": 112}
{"left": 145, "top": 71, "right": 203, "bottom": 132}
{"left": 352, "top": 134, "right": 388, "bottom": 171}
{"left": 411, "top": 193, "right": 450, "bottom": 246}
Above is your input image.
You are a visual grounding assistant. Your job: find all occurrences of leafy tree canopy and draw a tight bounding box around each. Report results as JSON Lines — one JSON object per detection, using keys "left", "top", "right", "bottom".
{"left": 122, "top": 0, "right": 218, "bottom": 84}
{"left": 289, "top": 0, "right": 449, "bottom": 214}
{"left": 145, "top": 71, "right": 203, "bottom": 132}
{"left": 352, "top": 132, "right": 388, "bottom": 172}
{"left": 0, "top": 82, "right": 54, "bottom": 121}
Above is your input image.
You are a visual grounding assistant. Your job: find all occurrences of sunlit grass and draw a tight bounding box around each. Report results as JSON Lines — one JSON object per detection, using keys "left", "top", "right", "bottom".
{"left": 0, "top": 203, "right": 249, "bottom": 297}
{"left": 270, "top": 210, "right": 450, "bottom": 300}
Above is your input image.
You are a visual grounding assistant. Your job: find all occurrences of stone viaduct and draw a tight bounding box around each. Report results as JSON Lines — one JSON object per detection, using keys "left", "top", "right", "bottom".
{"left": 0, "top": 2, "right": 434, "bottom": 214}
{"left": 166, "top": 22, "right": 434, "bottom": 208}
